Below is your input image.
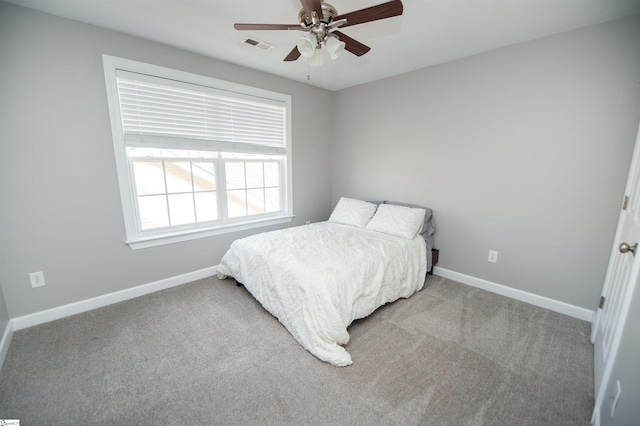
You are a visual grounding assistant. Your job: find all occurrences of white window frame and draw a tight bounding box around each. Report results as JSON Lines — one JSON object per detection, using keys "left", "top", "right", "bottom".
{"left": 102, "top": 55, "right": 293, "bottom": 249}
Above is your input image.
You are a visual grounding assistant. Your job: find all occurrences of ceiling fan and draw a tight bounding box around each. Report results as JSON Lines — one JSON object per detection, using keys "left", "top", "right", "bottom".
{"left": 234, "top": 0, "right": 403, "bottom": 65}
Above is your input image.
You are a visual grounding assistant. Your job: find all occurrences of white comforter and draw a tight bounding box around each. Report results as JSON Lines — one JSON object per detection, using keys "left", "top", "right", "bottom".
{"left": 215, "top": 222, "right": 427, "bottom": 366}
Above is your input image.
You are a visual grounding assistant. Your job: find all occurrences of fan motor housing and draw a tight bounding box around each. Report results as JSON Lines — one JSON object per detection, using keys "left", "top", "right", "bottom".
{"left": 298, "top": 2, "right": 338, "bottom": 25}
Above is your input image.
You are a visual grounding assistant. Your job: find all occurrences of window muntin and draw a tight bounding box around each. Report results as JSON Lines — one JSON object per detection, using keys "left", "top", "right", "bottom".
{"left": 127, "top": 148, "right": 283, "bottom": 233}
{"left": 225, "top": 159, "right": 281, "bottom": 218}
{"left": 131, "top": 155, "right": 218, "bottom": 231}
{"left": 103, "top": 55, "right": 292, "bottom": 248}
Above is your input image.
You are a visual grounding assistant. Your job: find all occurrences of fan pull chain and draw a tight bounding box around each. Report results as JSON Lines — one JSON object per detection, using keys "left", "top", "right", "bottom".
{"left": 307, "top": 61, "right": 311, "bottom": 81}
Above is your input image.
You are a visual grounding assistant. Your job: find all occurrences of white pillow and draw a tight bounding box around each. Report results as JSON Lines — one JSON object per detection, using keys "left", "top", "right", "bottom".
{"left": 328, "top": 197, "right": 377, "bottom": 228}
{"left": 365, "top": 204, "right": 426, "bottom": 239}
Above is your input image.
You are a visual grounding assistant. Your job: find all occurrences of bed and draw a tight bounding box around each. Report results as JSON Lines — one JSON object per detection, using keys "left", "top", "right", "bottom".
{"left": 215, "top": 198, "right": 436, "bottom": 366}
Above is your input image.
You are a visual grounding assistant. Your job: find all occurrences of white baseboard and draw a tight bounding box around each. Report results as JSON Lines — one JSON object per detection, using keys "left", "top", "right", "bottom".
{"left": 0, "top": 320, "right": 14, "bottom": 370}
{"left": 11, "top": 266, "right": 217, "bottom": 331}
{"left": 432, "top": 267, "right": 594, "bottom": 322}
{"left": 3, "top": 264, "right": 593, "bottom": 369}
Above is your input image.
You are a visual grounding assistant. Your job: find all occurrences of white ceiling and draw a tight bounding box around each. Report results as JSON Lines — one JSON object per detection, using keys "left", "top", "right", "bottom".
{"left": 7, "top": 0, "right": 640, "bottom": 91}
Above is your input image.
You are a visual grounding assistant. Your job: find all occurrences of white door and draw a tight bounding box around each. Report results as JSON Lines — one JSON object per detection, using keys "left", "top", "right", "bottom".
{"left": 590, "top": 121, "right": 640, "bottom": 424}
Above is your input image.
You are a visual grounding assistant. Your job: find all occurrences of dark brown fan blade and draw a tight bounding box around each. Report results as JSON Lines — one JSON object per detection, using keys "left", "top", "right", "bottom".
{"left": 333, "top": 31, "right": 371, "bottom": 57}
{"left": 284, "top": 46, "right": 301, "bottom": 61}
{"left": 300, "top": 0, "right": 323, "bottom": 23}
{"left": 234, "top": 23, "right": 302, "bottom": 31}
{"left": 334, "top": 0, "right": 403, "bottom": 28}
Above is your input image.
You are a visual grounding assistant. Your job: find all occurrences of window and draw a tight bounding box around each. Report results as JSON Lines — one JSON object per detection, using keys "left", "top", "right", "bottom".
{"left": 103, "top": 55, "right": 292, "bottom": 249}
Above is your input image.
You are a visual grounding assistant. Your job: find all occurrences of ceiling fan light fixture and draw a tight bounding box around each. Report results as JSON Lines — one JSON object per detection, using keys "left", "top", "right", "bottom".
{"left": 297, "top": 34, "right": 317, "bottom": 58}
{"left": 325, "top": 36, "right": 345, "bottom": 60}
{"left": 234, "top": 0, "right": 404, "bottom": 63}
{"left": 308, "top": 47, "right": 324, "bottom": 66}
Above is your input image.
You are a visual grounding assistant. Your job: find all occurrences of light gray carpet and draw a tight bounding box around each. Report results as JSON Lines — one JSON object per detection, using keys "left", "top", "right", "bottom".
{"left": 0, "top": 275, "right": 593, "bottom": 425}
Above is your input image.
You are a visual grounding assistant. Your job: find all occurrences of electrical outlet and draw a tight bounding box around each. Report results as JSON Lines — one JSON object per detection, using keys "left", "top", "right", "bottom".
{"left": 488, "top": 250, "right": 498, "bottom": 263}
{"left": 29, "top": 271, "right": 46, "bottom": 288}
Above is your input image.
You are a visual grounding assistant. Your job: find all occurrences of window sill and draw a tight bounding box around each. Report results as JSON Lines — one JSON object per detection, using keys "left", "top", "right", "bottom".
{"left": 126, "top": 215, "right": 294, "bottom": 250}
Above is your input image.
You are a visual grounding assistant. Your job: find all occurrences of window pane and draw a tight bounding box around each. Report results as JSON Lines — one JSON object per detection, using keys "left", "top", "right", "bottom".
{"left": 246, "top": 162, "right": 264, "bottom": 189}
{"left": 195, "top": 192, "right": 217, "bottom": 222}
{"left": 247, "top": 189, "right": 265, "bottom": 215}
{"left": 264, "top": 162, "right": 280, "bottom": 187}
{"left": 225, "top": 161, "right": 245, "bottom": 190}
{"left": 227, "top": 190, "right": 247, "bottom": 218}
{"left": 193, "top": 162, "right": 216, "bottom": 191}
{"left": 265, "top": 188, "right": 280, "bottom": 212}
{"left": 133, "top": 161, "right": 165, "bottom": 195}
{"left": 168, "top": 193, "right": 195, "bottom": 225}
{"left": 165, "top": 161, "right": 193, "bottom": 194}
{"left": 139, "top": 195, "right": 169, "bottom": 230}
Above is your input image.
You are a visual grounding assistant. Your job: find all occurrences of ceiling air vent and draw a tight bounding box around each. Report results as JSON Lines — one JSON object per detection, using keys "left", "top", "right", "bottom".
{"left": 243, "top": 38, "right": 275, "bottom": 52}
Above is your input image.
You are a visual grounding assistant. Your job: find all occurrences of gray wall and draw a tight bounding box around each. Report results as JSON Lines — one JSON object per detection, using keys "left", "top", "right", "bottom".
{"left": 0, "top": 284, "right": 8, "bottom": 338}
{"left": 331, "top": 15, "right": 640, "bottom": 310}
{"left": 0, "top": 2, "right": 333, "bottom": 318}
{"left": 2, "top": 1, "right": 639, "bottom": 319}
{"left": 0, "top": 126, "right": 8, "bottom": 332}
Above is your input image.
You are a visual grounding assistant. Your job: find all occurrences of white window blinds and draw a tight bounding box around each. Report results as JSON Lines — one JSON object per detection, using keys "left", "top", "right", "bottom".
{"left": 116, "top": 71, "right": 287, "bottom": 154}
